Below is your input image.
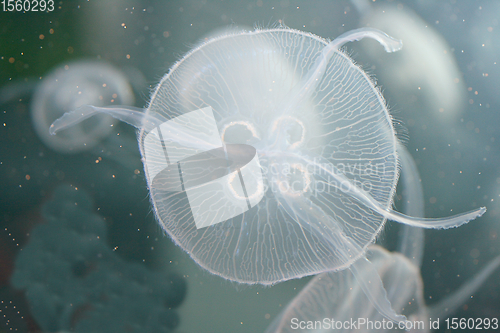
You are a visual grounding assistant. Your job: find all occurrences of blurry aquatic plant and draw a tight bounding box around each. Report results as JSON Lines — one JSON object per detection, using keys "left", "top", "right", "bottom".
{"left": 11, "top": 185, "right": 186, "bottom": 333}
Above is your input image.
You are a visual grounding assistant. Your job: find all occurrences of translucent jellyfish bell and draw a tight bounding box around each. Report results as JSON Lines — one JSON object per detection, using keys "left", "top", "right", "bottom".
{"left": 32, "top": 60, "right": 135, "bottom": 153}
{"left": 50, "top": 27, "right": 485, "bottom": 325}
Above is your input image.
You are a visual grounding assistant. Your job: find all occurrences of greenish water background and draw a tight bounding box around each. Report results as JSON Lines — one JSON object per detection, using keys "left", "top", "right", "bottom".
{"left": 1, "top": 1, "right": 498, "bottom": 332}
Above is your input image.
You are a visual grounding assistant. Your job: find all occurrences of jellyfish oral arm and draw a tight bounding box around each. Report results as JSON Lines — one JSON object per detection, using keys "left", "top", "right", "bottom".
{"left": 313, "top": 155, "right": 485, "bottom": 229}
{"left": 331, "top": 27, "right": 403, "bottom": 54}
{"left": 49, "top": 105, "right": 219, "bottom": 152}
{"left": 49, "top": 104, "right": 163, "bottom": 135}
{"left": 385, "top": 207, "right": 485, "bottom": 229}
{"left": 349, "top": 257, "right": 408, "bottom": 326}
{"left": 268, "top": 150, "right": 485, "bottom": 229}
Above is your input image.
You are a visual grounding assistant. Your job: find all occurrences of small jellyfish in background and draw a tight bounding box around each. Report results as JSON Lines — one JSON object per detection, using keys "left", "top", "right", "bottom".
{"left": 351, "top": 0, "right": 467, "bottom": 121}
{"left": 31, "top": 60, "right": 135, "bottom": 154}
{"left": 50, "top": 26, "right": 485, "bottom": 325}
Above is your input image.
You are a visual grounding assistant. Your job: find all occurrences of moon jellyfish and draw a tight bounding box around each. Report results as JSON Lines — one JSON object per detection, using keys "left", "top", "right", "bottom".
{"left": 265, "top": 244, "right": 500, "bottom": 332}
{"left": 32, "top": 60, "right": 135, "bottom": 153}
{"left": 49, "top": 27, "right": 485, "bottom": 324}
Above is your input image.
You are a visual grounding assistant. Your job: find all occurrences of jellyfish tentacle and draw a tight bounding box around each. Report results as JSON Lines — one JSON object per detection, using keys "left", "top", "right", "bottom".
{"left": 266, "top": 150, "right": 485, "bottom": 229}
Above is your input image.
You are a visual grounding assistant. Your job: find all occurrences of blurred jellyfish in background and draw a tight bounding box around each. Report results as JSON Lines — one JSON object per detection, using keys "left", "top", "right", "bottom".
{"left": 11, "top": 185, "right": 186, "bottom": 333}
{"left": 31, "top": 60, "right": 133, "bottom": 154}
{"left": 468, "top": 1, "right": 500, "bottom": 220}
{"left": 265, "top": 244, "right": 500, "bottom": 333}
{"left": 0, "top": 79, "right": 38, "bottom": 106}
{"left": 465, "top": 2, "right": 500, "bottom": 105}
{"left": 0, "top": 59, "right": 148, "bottom": 172}
{"left": 352, "top": 0, "right": 466, "bottom": 122}
{"left": 352, "top": 0, "right": 467, "bottom": 122}
{"left": 396, "top": 142, "right": 425, "bottom": 267}
{"left": 0, "top": 60, "right": 142, "bottom": 152}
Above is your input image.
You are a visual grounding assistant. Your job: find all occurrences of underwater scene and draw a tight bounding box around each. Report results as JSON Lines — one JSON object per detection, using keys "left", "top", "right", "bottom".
{"left": 1, "top": 0, "right": 499, "bottom": 332}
